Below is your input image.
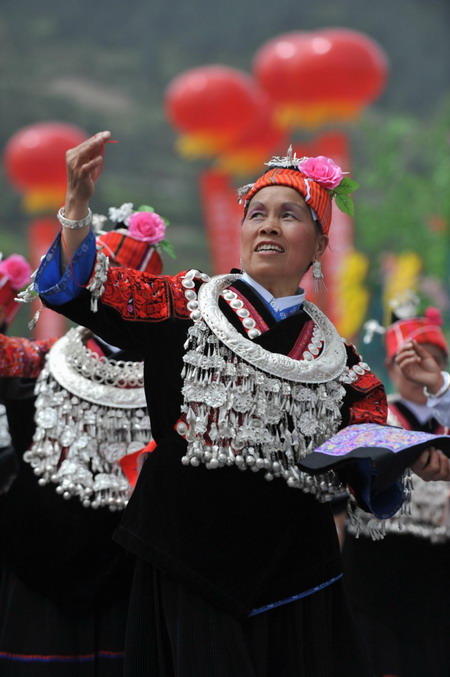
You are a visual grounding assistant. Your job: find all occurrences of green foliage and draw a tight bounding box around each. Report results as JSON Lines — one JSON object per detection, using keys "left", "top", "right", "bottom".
{"left": 354, "top": 101, "right": 450, "bottom": 283}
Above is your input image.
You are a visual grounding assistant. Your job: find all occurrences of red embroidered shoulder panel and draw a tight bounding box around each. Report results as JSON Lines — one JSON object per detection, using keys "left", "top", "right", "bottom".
{"left": 348, "top": 382, "right": 388, "bottom": 426}
{"left": 343, "top": 344, "right": 387, "bottom": 425}
{"left": 100, "top": 269, "right": 193, "bottom": 322}
{"left": 0, "top": 335, "right": 56, "bottom": 379}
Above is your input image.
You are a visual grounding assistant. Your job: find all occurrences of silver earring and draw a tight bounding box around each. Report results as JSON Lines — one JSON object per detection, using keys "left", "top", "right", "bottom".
{"left": 312, "top": 260, "right": 326, "bottom": 293}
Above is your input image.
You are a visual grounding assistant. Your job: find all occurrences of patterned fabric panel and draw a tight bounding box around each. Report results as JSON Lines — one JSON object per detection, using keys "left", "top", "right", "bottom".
{"left": 100, "top": 268, "right": 192, "bottom": 322}
{"left": 0, "top": 336, "right": 56, "bottom": 378}
{"left": 348, "top": 377, "right": 387, "bottom": 426}
{"left": 344, "top": 343, "right": 387, "bottom": 426}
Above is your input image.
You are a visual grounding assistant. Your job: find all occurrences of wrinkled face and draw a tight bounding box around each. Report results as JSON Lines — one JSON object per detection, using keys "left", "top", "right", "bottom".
{"left": 240, "top": 185, "right": 328, "bottom": 297}
{"left": 389, "top": 342, "right": 447, "bottom": 404}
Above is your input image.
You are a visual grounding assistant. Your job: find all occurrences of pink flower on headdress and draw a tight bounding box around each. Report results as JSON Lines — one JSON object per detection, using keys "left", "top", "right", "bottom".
{"left": 298, "top": 156, "right": 344, "bottom": 190}
{"left": 0, "top": 254, "right": 32, "bottom": 290}
{"left": 127, "top": 211, "right": 166, "bottom": 244}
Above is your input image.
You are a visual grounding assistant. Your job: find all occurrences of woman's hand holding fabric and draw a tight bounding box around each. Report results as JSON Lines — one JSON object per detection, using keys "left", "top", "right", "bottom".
{"left": 411, "top": 447, "right": 450, "bottom": 481}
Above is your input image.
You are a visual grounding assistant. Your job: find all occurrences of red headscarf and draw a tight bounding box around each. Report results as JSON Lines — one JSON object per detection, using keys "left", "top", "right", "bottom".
{"left": 243, "top": 167, "right": 333, "bottom": 235}
{"left": 385, "top": 308, "right": 448, "bottom": 361}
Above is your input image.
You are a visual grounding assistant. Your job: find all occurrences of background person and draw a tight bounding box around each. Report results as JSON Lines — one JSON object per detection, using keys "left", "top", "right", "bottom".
{"left": 343, "top": 303, "right": 450, "bottom": 677}
{"left": 0, "top": 210, "right": 169, "bottom": 676}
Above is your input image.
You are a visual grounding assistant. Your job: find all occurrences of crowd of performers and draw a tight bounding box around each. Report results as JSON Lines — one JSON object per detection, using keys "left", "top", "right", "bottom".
{"left": 1, "top": 133, "right": 450, "bottom": 676}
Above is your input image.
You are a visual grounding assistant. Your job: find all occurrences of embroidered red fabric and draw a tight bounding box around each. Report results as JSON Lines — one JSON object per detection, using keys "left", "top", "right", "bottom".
{"left": 348, "top": 373, "right": 387, "bottom": 426}
{"left": 100, "top": 269, "right": 192, "bottom": 322}
{"left": 0, "top": 335, "right": 56, "bottom": 378}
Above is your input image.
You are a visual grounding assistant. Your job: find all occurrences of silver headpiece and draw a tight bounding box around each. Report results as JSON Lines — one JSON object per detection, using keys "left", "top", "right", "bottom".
{"left": 265, "top": 144, "right": 308, "bottom": 170}
{"left": 236, "top": 145, "right": 308, "bottom": 204}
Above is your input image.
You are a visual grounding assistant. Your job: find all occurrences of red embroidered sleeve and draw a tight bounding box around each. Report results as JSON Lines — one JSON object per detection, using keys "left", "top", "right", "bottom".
{"left": 100, "top": 268, "right": 192, "bottom": 322}
{"left": 348, "top": 378, "right": 388, "bottom": 425}
{"left": 344, "top": 343, "right": 388, "bottom": 426}
{"left": 0, "top": 335, "right": 56, "bottom": 378}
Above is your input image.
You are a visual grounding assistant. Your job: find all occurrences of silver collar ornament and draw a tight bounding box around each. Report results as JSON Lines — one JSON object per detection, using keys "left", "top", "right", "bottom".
{"left": 176, "top": 272, "right": 350, "bottom": 501}
{"left": 24, "top": 327, "right": 151, "bottom": 510}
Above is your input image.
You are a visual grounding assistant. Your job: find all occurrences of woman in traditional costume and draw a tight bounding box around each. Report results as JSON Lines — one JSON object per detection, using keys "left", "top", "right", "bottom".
{"left": 0, "top": 213, "right": 169, "bottom": 676}
{"left": 0, "top": 253, "right": 32, "bottom": 495}
{"left": 343, "top": 304, "right": 450, "bottom": 677}
{"left": 33, "top": 131, "right": 447, "bottom": 677}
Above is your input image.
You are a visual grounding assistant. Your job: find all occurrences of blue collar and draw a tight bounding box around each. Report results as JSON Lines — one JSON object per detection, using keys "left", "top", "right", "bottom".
{"left": 240, "top": 272, "right": 305, "bottom": 321}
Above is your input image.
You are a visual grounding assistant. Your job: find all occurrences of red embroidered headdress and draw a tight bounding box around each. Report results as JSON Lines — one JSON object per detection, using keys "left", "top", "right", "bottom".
{"left": 385, "top": 308, "right": 448, "bottom": 361}
{"left": 94, "top": 203, "right": 175, "bottom": 275}
{"left": 364, "top": 292, "right": 448, "bottom": 360}
{"left": 238, "top": 146, "right": 359, "bottom": 236}
{"left": 0, "top": 253, "right": 32, "bottom": 327}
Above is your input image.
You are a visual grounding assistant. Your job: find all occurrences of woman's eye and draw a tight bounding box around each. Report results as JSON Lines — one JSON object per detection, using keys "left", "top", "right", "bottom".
{"left": 249, "top": 211, "right": 264, "bottom": 219}
{"left": 282, "top": 211, "right": 297, "bottom": 219}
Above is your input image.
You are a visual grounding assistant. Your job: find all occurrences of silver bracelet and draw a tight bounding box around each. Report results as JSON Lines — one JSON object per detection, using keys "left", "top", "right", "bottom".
{"left": 57, "top": 207, "right": 92, "bottom": 230}
{"left": 423, "top": 371, "right": 450, "bottom": 399}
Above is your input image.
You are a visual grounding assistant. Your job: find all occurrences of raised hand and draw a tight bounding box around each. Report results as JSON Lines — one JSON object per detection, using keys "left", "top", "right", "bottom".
{"left": 64, "top": 131, "right": 111, "bottom": 219}
{"left": 395, "top": 340, "right": 443, "bottom": 393}
{"left": 59, "top": 131, "right": 112, "bottom": 263}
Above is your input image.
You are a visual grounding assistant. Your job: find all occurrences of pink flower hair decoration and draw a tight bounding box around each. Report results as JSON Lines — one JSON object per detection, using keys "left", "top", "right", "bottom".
{"left": 265, "top": 146, "right": 360, "bottom": 217}
{"left": 93, "top": 203, "right": 175, "bottom": 258}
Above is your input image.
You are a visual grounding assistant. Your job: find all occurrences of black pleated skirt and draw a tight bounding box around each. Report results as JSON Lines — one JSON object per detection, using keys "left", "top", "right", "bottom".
{"left": 0, "top": 568, "right": 127, "bottom": 677}
{"left": 343, "top": 532, "right": 450, "bottom": 677}
{"left": 124, "top": 559, "right": 373, "bottom": 677}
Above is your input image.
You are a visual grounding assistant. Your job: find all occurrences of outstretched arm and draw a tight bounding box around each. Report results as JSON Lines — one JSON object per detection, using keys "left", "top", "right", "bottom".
{"left": 59, "top": 130, "right": 111, "bottom": 265}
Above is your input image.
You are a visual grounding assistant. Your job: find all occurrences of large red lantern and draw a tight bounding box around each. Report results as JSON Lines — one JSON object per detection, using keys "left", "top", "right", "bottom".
{"left": 3, "top": 121, "right": 87, "bottom": 338}
{"left": 4, "top": 122, "right": 87, "bottom": 193}
{"left": 215, "top": 103, "right": 288, "bottom": 176}
{"left": 164, "top": 65, "right": 268, "bottom": 157}
{"left": 253, "top": 29, "right": 388, "bottom": 127}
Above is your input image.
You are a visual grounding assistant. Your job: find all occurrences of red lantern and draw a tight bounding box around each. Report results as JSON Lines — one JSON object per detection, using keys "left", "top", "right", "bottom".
{"left": 4, "top": 122, "right": 87, "bottom": 194}
{"left": 216, "top": 103, "right": 288, "bottom": 176}
{"left": 3, "top": 121, "right": 87, "bottom": 338}
{"left": 164, "top": 65, "right": 268, "bottom": 157}
{"left": 253, "top": 29, "right": 388, "bottom": 127}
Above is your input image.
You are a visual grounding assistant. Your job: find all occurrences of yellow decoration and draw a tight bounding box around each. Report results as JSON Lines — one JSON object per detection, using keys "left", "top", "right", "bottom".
{"left": 274, "top": 101, "right": 361, "bottom": 129}
{"left": 334, "top": 250, "right": 370, "bottom": 339}
{"left": 382, "top": 252, "right": 422, "bottom": 325}
{"left": 176, "top": 132, "right": 237, "bottom": 159}
{"left": 215, "top": 150, "right": 267, "bottom": 177}
{"left": 23, "top": 187, "right": 67, "bottom": 214}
